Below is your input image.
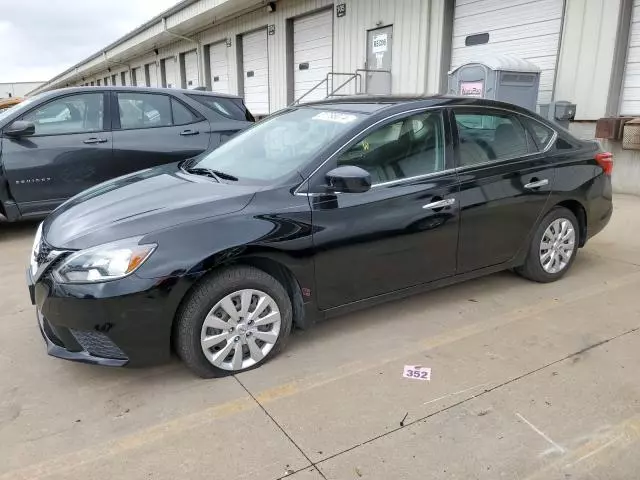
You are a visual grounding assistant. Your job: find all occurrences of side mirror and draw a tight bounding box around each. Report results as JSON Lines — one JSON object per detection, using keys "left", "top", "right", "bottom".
{"left": 325, "top": 165, "right": 371, "bottom": 194}
{"left": 4, "top": 121, "right": 35, "bottom": 138}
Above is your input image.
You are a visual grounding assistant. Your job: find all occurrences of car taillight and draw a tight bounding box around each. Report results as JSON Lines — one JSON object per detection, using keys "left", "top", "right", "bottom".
{"left": 595, "top": 152, "right": 613, "bottom": 176}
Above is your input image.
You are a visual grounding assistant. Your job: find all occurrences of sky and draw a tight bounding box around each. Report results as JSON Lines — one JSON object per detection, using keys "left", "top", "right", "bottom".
{"left": 0, "top": 0, "right": 181, "bottom": 83}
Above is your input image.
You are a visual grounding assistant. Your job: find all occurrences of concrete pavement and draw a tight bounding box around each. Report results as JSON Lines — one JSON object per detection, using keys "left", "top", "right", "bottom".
{"left": 1, "top": 195, "right": 639, "bottom": 480}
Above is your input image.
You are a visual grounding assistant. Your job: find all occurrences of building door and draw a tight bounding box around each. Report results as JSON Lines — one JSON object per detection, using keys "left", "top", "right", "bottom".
{"left": 162, "top": 57, "right": 178, "bottom": 88}
{"left": 621, "top": 0, "right": 640, "bottom": 115}
{"left": 242, "top": 29, "right": 270, "bottom": 116}
{"left": 366, "top": 26, "right": 393, "bottom": 94}
{"left": 293, "top": 8, "right": 333, "bottom": 103}
{"left": 147, "top": 62, "right": 159, "bottom": 87}
{"left": 183, "top": 50, "right": 199, "bottom": 88}
{"left": 450, "top": 0, "right": 563, "bottom": 106}
{"left": 208, "top": 42, "right": 231, "bottom": 94}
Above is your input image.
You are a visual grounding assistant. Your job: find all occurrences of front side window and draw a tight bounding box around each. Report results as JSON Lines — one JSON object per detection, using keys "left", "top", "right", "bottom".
{"left": 117, "top": 92, "right": 172, "bottom": 129}
{"left": 454, "top": 110, "right": 530, "bottom": 167}
{"left": 20, "top": 93, "right": 104, "bottom": 135}
{"left": 192, "top": 108, "right": 365, "bottom": 182}
{"left": 336, "top": 111, "right": 446, "bottom": 184}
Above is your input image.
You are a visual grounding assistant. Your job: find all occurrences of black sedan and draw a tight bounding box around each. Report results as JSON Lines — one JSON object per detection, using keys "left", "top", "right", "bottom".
{"left": 0, "top": 86, "right": 253, "bottom": 222}
{"left": 27, "top": 96, "right": 613, "bottom": 377}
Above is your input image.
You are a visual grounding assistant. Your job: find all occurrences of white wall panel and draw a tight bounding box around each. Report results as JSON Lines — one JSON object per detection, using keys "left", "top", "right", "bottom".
{"left": 622, "top": 0, "right": 640, "bottom": 115}
{"left": 163, "top": 56, "right": 178, "bottom": 88}
{"left": 451, "top": 0, "right": 564, "bottom": 105}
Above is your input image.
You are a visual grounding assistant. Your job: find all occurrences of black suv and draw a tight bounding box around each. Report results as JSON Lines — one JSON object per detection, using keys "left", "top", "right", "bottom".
{"left": 0, "top": 86, "right": 253, "bottom": 221}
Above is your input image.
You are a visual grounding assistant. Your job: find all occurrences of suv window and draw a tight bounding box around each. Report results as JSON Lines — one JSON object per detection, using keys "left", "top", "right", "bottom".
{"left": 171, "top": 98, "right": 199, "bottom": 125}
{"left": 186, "top": 94, "right": 254, "bottom": 121}
{"left": 117, "top": 92, "right": 172, "bottom": 129}
{"left": 337, "top": 111, "right": 446, "bottom": 185}
{"left": 454, "top": 110, "right": 529, "bottom": 166}
{"left": 20, "top": 93, "right": 104, "bottom": 135}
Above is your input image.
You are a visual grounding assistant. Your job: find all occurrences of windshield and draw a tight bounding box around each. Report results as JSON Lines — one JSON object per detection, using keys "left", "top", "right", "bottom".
{"left": 192, "top": 107, "right": 364, "bottom": 181}
{"left": 0, "top": 94, "right": 43, "bottom": 123}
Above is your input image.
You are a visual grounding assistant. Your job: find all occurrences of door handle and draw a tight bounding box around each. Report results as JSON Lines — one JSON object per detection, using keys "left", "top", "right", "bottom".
{"left": 83, "top": 138, "right": 108, "bottom": 144}
{"left": 524, "top": 178, "right": 549, "bottom": 189}
{"left": 180, "top": 129, "right": 199, "bottom": 136}
{"left": 422, "top": 198, "right": 456, "bottom": 210}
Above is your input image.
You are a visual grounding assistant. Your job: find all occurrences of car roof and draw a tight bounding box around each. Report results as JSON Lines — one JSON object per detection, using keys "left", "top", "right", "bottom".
{"left": 301, "top": 95, "right": 541, "bottom": 117}
{"left": 35, "top": 86, "right": 242, "bottom": 100}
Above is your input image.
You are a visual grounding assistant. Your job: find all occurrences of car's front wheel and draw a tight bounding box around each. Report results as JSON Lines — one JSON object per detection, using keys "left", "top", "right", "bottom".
{"left": 516, "top": 207, "right": 579, "bottom": 283}
{"left": 175, "top": 266, "right": 293, "bottom": 378}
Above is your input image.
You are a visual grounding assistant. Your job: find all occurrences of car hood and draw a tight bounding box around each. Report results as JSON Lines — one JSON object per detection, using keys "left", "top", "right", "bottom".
{"left": 43, "top": 164, "right": 259, "bottom": 250}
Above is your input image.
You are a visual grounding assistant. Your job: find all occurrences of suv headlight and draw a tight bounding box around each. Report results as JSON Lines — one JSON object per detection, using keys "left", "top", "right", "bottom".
{"left": 53, "top": 237, "right": 156, "bottom": 284}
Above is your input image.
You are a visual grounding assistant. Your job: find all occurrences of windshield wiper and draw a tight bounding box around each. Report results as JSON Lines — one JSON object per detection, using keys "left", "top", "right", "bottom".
{"left": 183, "top": 167, "right": 238, "bottom": 182}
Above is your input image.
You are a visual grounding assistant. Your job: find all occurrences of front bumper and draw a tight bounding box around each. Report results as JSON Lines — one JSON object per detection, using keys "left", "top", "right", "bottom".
{"left": 27, "top": 267, "right": 191, "bottom": 367}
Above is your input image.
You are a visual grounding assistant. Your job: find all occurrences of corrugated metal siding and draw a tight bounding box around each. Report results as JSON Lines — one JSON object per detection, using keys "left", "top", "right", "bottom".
{"left": 451, "top": 0, "right": 564, "bottom": 105}
{"left": 56, "top": 0, "right": 436, "bottom": 111}
{"left": 621, "top": 0, "right": 640, "bottom": 115}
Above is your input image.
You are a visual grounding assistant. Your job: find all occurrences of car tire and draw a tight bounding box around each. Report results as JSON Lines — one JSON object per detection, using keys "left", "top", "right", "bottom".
{"left": 515, "top": 207, "right": 579, "bottom": 283}
{"left": 175, "top": 265, "right": 293, "bottom": 378}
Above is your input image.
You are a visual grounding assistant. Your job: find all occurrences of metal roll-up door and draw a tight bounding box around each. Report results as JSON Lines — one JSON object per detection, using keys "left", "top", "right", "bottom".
{"left": 184, "top": 50, "right": 199, "bottom": 88}
{"left": 621, "top": 0, "right": 640, "bottom": 115}
{"left": 451, "top": 0, "right": 564, "bottom": 105}
{"left": 163, "top": 57, "right": 177, "bottom": 88}
{"left": 208, "top": 42, "right": 230, "bottom": 94}
{"left": 131, "top": 67, "right": 141, "bottom": 86}
{"left": 147, "top": 62, "right": 159, "bottom": 87}
{"left": 242, "top": 29, "right": 269, "bottom": 116}
{"left": 293, "top": 9, "right": 333, "bottom": 103}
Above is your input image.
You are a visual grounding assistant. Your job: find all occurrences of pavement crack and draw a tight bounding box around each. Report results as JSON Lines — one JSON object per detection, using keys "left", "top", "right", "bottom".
{"left": 233, "top": 375, "right": 329, "bottom": 480}
{"left": 312, "top": 325, "right": 640, "bottom": 468}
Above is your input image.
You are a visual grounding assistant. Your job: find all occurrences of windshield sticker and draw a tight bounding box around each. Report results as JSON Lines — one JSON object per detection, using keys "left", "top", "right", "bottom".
{"left": 312, "top": 111, "right": 358, "bottom": 124}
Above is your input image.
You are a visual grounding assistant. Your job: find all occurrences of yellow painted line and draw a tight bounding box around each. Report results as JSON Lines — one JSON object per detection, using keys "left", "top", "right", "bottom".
{"left": 3, "top": 270, "right": 640, "bottom": 480}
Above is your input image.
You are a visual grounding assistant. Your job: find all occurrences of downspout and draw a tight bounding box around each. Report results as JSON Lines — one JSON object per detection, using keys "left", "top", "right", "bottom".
{"left": 162, "top": 17, "right": 203, "bottom": 88}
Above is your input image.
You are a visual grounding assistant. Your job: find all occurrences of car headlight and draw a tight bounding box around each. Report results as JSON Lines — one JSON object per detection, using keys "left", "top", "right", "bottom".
{"left": 53, "top": 237, "right": 156, "bottom": 284}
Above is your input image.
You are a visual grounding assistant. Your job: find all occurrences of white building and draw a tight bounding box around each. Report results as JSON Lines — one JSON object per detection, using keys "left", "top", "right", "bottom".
{"left": 30, "top": 0, "right": 640, "bottom": 194}
{"left": 1, "top": 81, "right": 45, "bottom": 99}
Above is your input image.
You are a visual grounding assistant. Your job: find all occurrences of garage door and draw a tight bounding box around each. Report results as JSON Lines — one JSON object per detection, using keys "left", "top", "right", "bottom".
{"left": 163, "top": 57, "right": 178, "bottom": 88}
{"left": 293, "top": 9, "right": 333, "bottom": 103}
{"left": 184, "top": 50, "right": 199, "bottom": 88}
{"left": 621, "top": 0, "right": 640, "bottom": 115}
{"left": 451, "top": 0, "right": 564, "bottom": 105}
{"left": 242, "top": 29, "right": 270, "bottom": 116}
{"left": 147, "top": 62, "right": 159, "bottom": 87}
{"left": 208, "top": 42, "right": 231, "bottom": 94}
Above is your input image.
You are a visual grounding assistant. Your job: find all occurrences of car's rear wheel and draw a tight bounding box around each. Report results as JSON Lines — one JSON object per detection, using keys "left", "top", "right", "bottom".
{"left": 516, "top": 207, "right": 579, "bottom": 283}
{"left": 175, "top": 266, "right": 292, "bottom": 378}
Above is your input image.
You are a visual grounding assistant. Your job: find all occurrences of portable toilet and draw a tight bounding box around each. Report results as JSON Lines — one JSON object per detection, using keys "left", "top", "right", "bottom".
{"left": 448, "top": 55, "right": 541, "bottom": 111}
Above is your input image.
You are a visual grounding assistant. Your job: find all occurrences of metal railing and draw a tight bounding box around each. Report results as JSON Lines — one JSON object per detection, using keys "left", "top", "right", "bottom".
{"left": 290, "top": 71, "right": 363, "bottom": 106}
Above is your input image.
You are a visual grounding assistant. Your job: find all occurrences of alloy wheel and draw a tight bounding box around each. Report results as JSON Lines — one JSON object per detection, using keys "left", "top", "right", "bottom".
{"left": 200, "top": 289, "right": 282, "bottom": 371}
{"left": 539, "top": 218, "right": 576, "bottom": 274}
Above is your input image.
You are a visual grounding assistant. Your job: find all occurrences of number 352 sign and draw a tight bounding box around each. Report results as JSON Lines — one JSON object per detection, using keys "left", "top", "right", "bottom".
{"left": 403, "top": 365, "right": 431, "bottom": 381}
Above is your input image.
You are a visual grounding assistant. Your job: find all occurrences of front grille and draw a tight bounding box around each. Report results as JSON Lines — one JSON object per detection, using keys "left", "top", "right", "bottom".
{"left": 69, "top": 329, "right": 128, "bottom": 360}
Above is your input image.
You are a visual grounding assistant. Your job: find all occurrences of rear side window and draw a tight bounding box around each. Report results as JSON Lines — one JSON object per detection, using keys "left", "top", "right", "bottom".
{"left": 171, "top": 98, "right": 199, "bottom": 125}
{"left": 453, "top": 110, "right": 530, "bottom": 167}
{"left": 524, "top": 118, "right": 555, "bottom": 150}
{"left": 117, "top": 92, "right": 171, "bottom": 129}
{"left": 187, "top": 94, "right": 254, "bottom": 121}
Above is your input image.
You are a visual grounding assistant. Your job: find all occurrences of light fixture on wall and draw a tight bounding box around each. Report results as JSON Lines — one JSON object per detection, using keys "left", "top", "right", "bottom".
{"left": 266, "top": 2, "right": 276, "bottom": 13}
